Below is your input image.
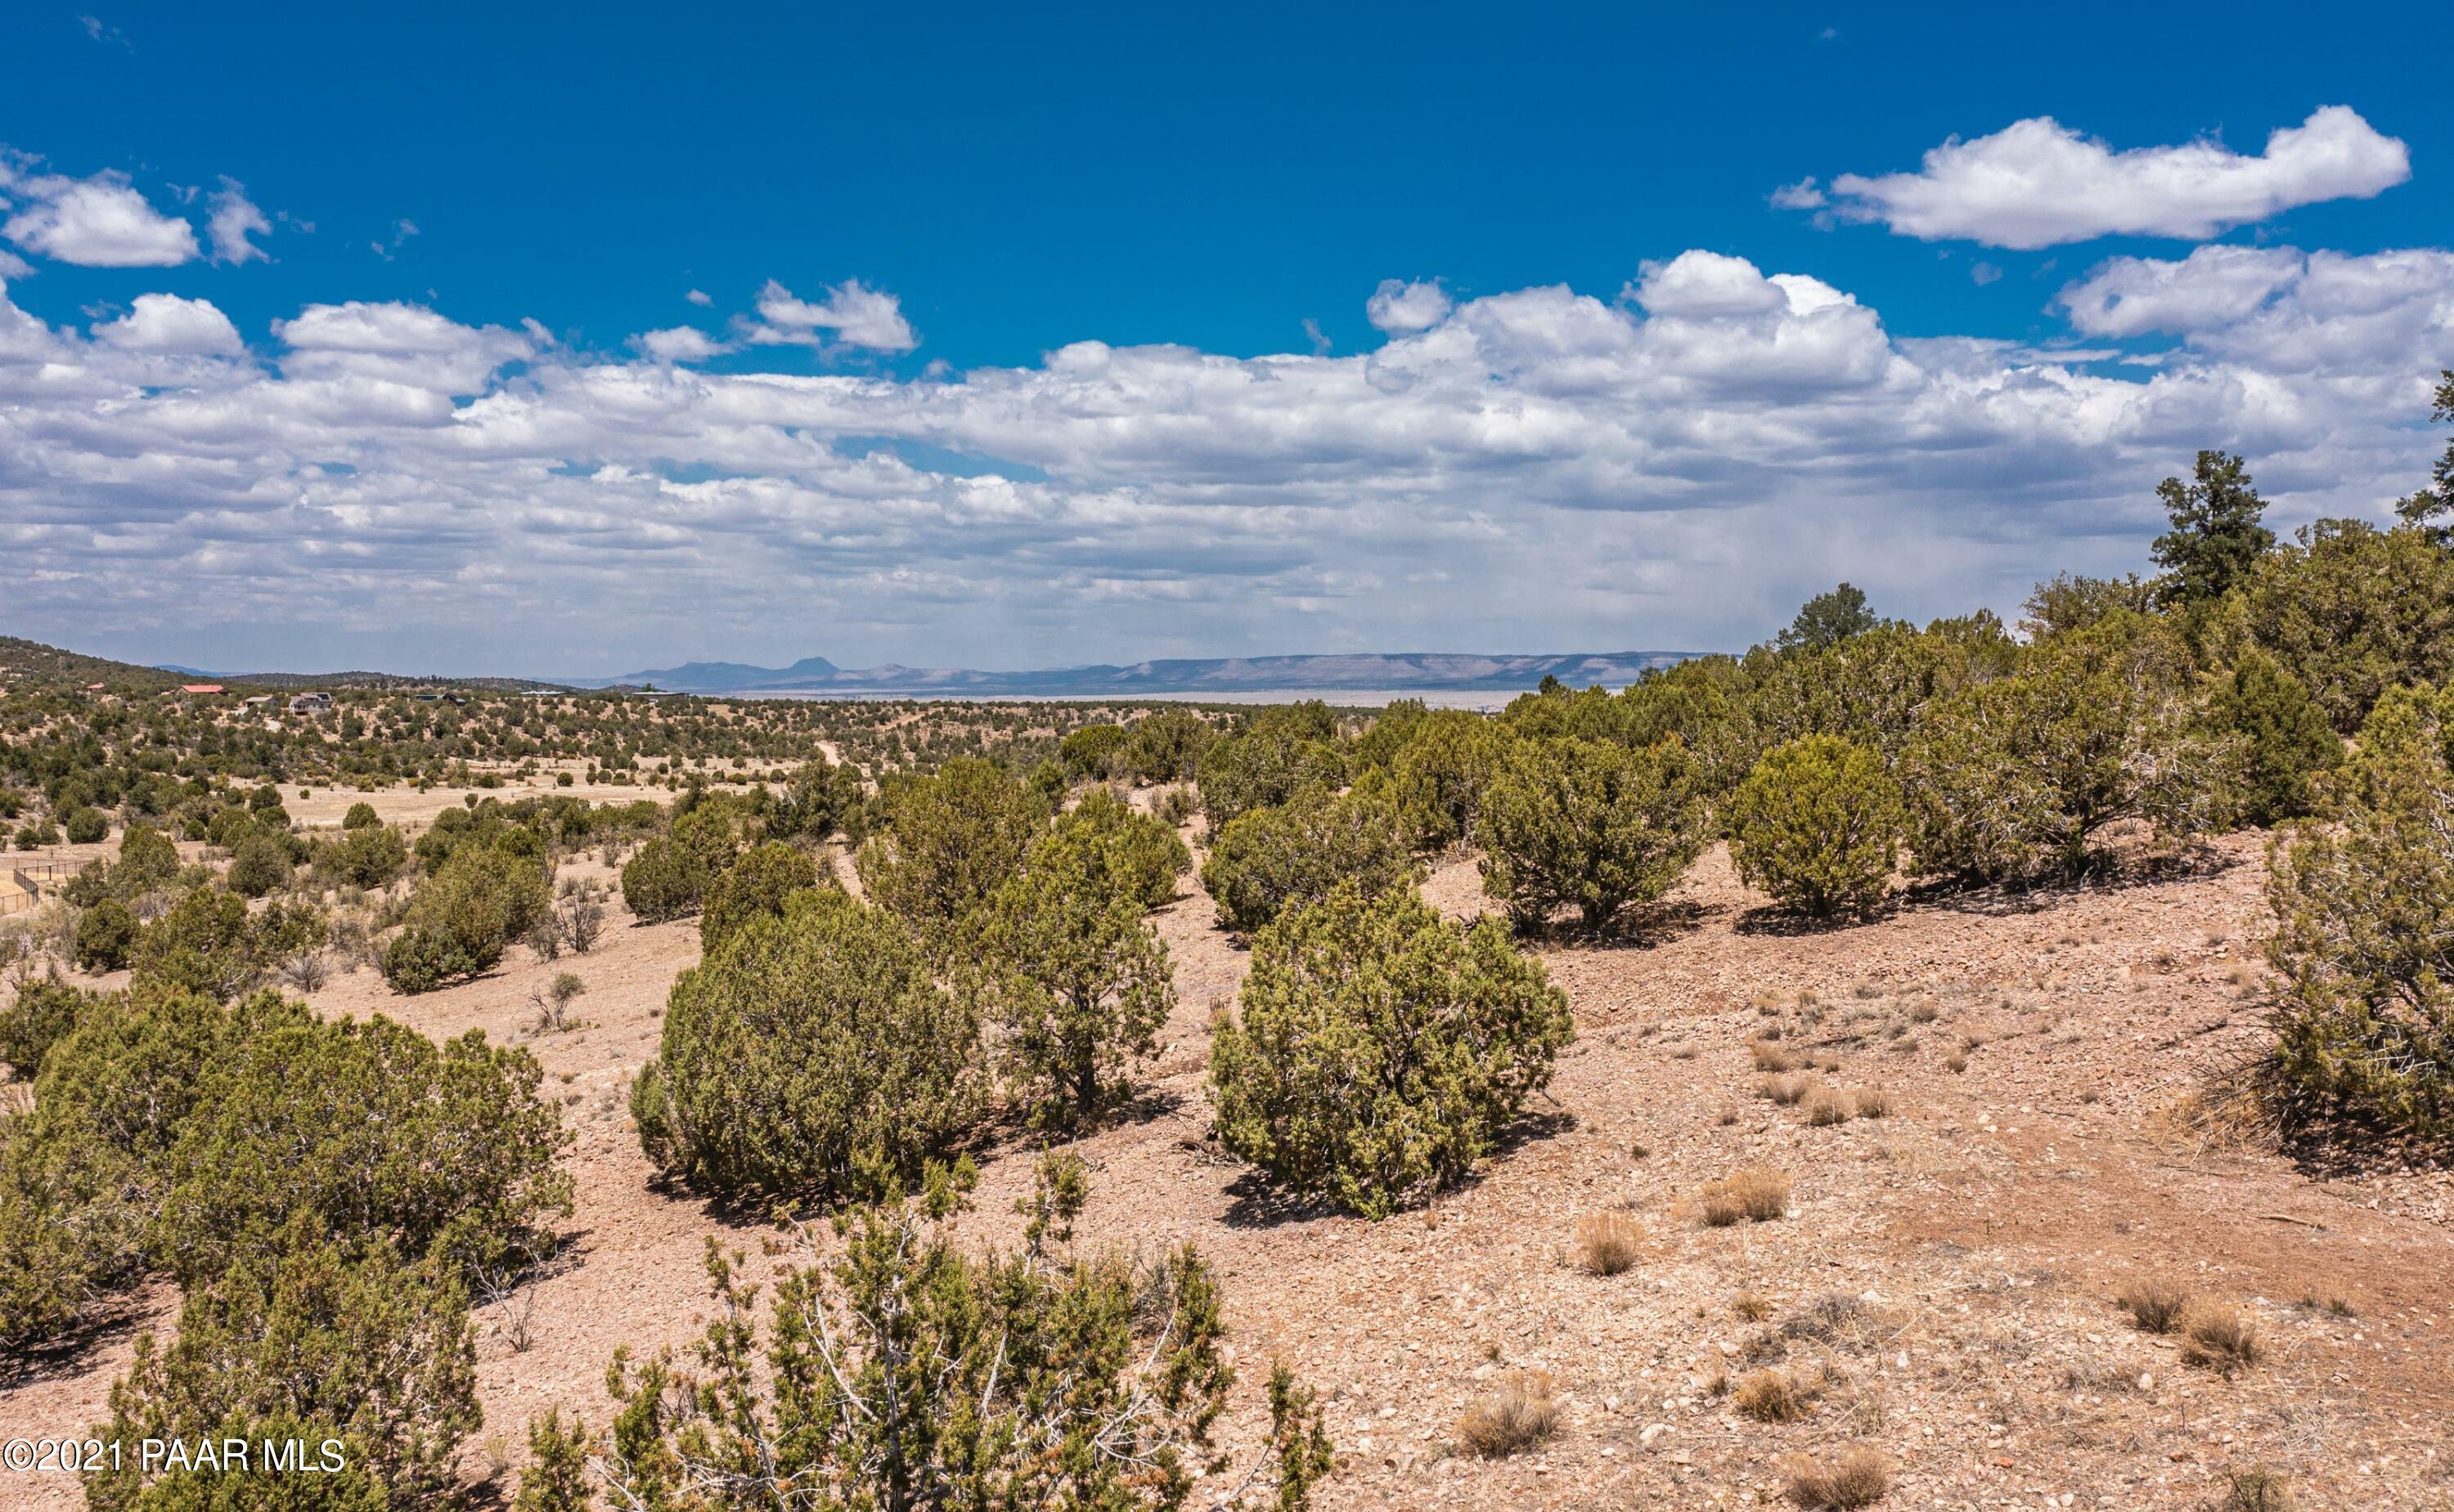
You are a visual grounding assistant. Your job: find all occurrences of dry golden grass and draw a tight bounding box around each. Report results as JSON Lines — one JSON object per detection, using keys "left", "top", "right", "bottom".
{"left": 1751, "top": 1039, "right": 1799, "bottom": 1072}
{"left": 2116, "top": 1278, "right": 2191, "bottom": 1335}
{"left": 1782, "top": 1446, "right": 1895, "bottom": 1509}
{"left": 1762, "top": 1073, "right": 1814, "bottom": 1106}
{"left": 2218, "top": 1465, "right": 2296, "bottom": 1511}
{"left": 1571, "top": 1210, "right": 1643, "bottom": 1276}
{"left": 1733, "top": 1290, "right": 1773, "bottom": 1321}
{"left": 1699, "top": 1167, "right": 1792, "bottom": 1227}
{"left": 1455, "top": 1370, "right": 1559, "bottom": 1457}
{"left": 2180, "top": 1301, "right": 2263, "bottom": 1375}
{"left": 1735, "top": 1367, "right": 1811, "bottom": 1421}
{"left": 1803, "top": 1086, "right": 1854, "bottom": 1126}
{"left": 1852, "top": 1087, "right": 1890, "bottom": 1119}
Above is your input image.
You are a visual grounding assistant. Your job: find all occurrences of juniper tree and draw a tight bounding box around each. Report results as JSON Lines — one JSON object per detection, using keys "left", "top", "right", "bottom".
{"left": 1476, "top": 736, "right": 1704, "bottom": 933}
{"left": 2264, "top": 684, "right": 2454, "bottom": 1133}
{"left": 1725, "top": 735, "right": 1903, "bottom": 918}
{"left": 1209, "top": 882, "right": 1572, "bottom": 1217}
{"left": 975, "top": 818, "right": 1175, "bottom": 1127}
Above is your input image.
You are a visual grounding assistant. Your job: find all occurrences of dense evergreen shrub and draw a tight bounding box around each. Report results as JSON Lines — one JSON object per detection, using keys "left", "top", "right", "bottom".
{"left": 2019, "top": 572, "right": 2155, "bottom": 640}
{"left": 1725, "top": 736, "right": 1903, "bottom": 918}
{"left": 1617, "top": 660, "right": 1755, "bottom": 802}
{"left": 2207, "top": 649, "right": 2342, "bottom": 826}
{"left": 0, "top": 986, "right": 263, "bottom": 1351}
{"left": 1061, "top": 786, "right": 1192, "bottom": 909}
{"left": 2263, "top": 685, "right": 2454, "bottom": 1133}
{"left": 854, "top": 756, "right": 1047, "bottom": 935}
{"left": 976, "top": 816, "right": 1175, "bottom": 1126}
{"left": 2237, "top": 520, "right": 2454, "bottom": 733}
{"left": 1198, "top": 720, "right": 1346, "bottom": 828}
{"left": 1742, "top": 621, "right": 2016, "bottom": 774}
{"left": 769, "top": 756, "right": 864, "bottom": 842}
{"left": 1390, "top": 711, "right": 1508, "bottom": 851}
{"left": 116, "top": 823, "right": 182, "bottom": 893}
{"left": 0, "top": 1104, "right": 149, "bottom": 1354}
{"left": 157, "top": 1012, "right": 571, "bottom": 1286}
{"left": 384, "top": 842, "right": 552, "bottom": 991}
{"left": 326, "top": 822, "right": 408, "bottom": 888}
{"left": 1209, "top": 883, "right": 1573, "bottom": 1218}
{"left": 635, "top": 889, "right": 982, "bottom": 1204}
{"left": 1059, "top": 722, "right": 1130, "bottom": 780}
{"left": 1900, "top": 614, "right": 2232, "bottom": 883}
{"left": 1121, "top": 707, "right": 1216, "bottom": 784}
{"left": 341, "top": 801, "right": 381, "bottom": 830}
{"left": 1498, "top": 680, "right": 1631, "bottom": 744}
{"left": 88, "top": 1230, "right": 475, "bottom": 1511}
{"left": 1476, "top": 736, "right": 1704, "bottom": 933}
{"left": 63, "top": 805, "right": 108, "bottom": 845}
{"left": 73, "top": 896, "right": 139, "bottom": 972}
{"left": 1200, "top": 778, "right": 1416, "bottom": 935}
{"left": 618, "top": 834, "right": 705, "bottom": 922}
{"left": 131, "top": 886, "right": 264, "bottom": 1001}
{"left": 0, "top": 972, "right": 94, "bottom": 1076}
{"left": 699, "top": 840, "right": 820, "bottom": 953}
{"left": 226, "top": 829, "right": 294, "bottom": 897}
{"left": 375, "top": 926, "right": 474, "bottom": 994}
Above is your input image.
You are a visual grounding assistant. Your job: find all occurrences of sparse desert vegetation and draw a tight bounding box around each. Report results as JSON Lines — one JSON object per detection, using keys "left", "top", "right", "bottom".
{"left": 5, "top": 458, "right": 2454, "bottom": 1508}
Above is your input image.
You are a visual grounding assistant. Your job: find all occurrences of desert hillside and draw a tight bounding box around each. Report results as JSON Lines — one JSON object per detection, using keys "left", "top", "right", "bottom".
{"left": 8, "top": 800, "right": 2447, "bottom": 1510}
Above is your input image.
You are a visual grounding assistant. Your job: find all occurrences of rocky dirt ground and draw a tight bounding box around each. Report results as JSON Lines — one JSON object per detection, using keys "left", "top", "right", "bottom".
{"left": 6, "top": 824, "right": 2454, "bottom": 1510}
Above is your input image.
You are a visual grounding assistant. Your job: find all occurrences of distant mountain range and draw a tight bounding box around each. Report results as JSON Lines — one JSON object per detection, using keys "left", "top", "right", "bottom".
{"left": 585, "top": 651, "right": 1697, "bottom": 697}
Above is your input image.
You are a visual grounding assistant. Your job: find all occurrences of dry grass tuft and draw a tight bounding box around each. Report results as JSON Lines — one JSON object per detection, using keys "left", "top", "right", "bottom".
{"left": 1733, "top": 1290, "right": 1773, "bottom": 1321}
{"left": 1571, "top": 1210, "right": 1644, "bottom": 1276}
{"left": 1852, "top": 1087, "right": 1890, "bottom": 1119}
{"left": 1455, "top": 1371, "right": 1559, "bottom": 1457}
{"left": 2179, "top": 1302, "right": 2263, "bottom": 1375}
{"left": 1803, "top": 1087, "right": 1854, "bottom": 1126}
{"left": 2115, "top": 1278, "right": 2191, "bottom": 1335}
{"left": 1735, "top": 1367, "right": 1811, "bottom": 1421}
{"left": 1762, "top": 1073, "right": 1814, "bottom": 1106}
{"left": 1782, "top": 1447, "right": 1894, "bottom": 1509}
{"left": 1782, "top": 1292, "right": 1868, "bottom": 1344}
{"left": 1698, "top": 1168, "right": 1792, "bottom": 1227}
{"left": 2218, "top": 1465, "right": 2295, "bottom": 1511}
{"left": 1751, "top": 1039, "right": 1799, "bottom": 1072}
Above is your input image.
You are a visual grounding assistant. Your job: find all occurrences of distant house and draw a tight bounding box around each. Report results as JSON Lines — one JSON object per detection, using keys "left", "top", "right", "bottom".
{"left": 244, "top": 694, "right": 276, "bottom": 709}
{"left": 287, "top": 692, "right": 334, "bottom": 715}
{"left": 178, "top": 683, "right": 226, "bottom": 696}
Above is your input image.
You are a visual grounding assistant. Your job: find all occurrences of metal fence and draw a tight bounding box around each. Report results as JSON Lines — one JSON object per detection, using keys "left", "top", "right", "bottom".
{"left": 1, "top": 859, "right": 72, "bottom": 917}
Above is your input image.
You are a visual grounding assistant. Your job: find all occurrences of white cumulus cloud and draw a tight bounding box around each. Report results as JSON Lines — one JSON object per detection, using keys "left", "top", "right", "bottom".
{"left": 92, "top": 293, "right": 243, "bottom": 354}
{"left": 743, "top": 277, "right": 918, "bottom": 352}
{"left": 1, "top": 246, "right": 2448, "bottom": 674}
{"left": 0, "top": 164, "right": 198, "bottom": 267}
{"left": 635, "top": 325, "right": 726, "bottom": 363}
{"left": 1808, "top": 106, "right": 2410, "bottom": 249}
{"left": 1365, "top": 278, "right": 1452, "bottom": 333}
{"left": 205, "top": 177, "right": 273, "bottom": 264}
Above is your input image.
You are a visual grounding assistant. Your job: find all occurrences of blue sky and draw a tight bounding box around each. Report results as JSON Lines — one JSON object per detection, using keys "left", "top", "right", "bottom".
{"left": 4, "top": 1, "right": 2452, "bottom": 673}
